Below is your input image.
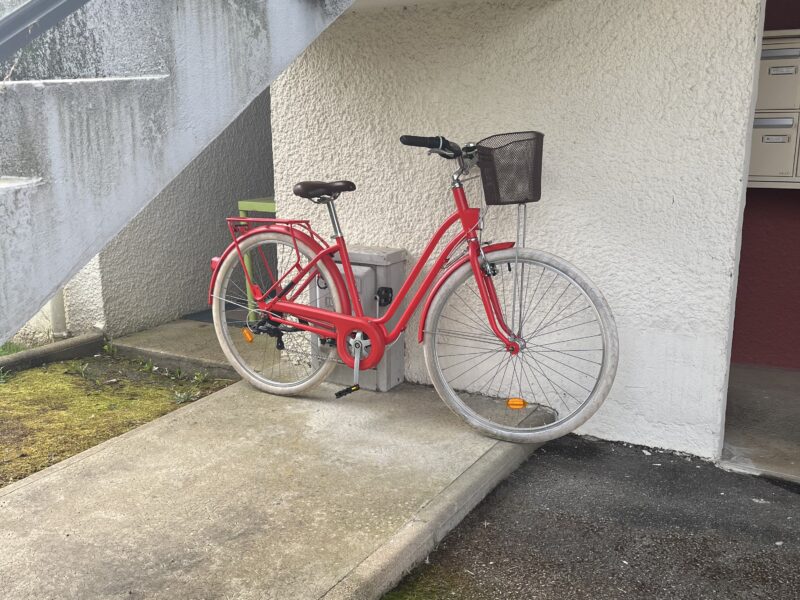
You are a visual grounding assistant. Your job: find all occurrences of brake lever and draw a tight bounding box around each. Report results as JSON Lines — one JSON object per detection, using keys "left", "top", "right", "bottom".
{"left": 427, "top": 148, "right": 457, "bottom": 159}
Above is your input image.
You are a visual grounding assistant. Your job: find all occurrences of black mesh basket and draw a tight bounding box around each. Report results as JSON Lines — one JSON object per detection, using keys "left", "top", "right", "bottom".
{"left": 477, "top": 131, "right": 544, "bottom": 205}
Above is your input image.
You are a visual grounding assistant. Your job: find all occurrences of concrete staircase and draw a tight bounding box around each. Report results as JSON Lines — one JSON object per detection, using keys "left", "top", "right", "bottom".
{"left": 0, "top": 0, "right": 353, "bottom": 344}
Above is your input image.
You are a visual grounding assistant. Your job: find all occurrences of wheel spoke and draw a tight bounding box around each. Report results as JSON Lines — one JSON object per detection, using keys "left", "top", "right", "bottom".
{"left": 532, "top": 295, "right": 585, "bottom": 336}
{"left": 529, "top": 319, "right": 599, "bottom": 340}
{"left": 214, "top": 234, "right": 340, "bottom": 391}
{"left": 428, "top": 250, "right": 614, "bottom": 440}
{"left": 528, "top": 342, "right": 602, "bottom": 365}
{"left": 432, "top": 328, "right": 504, "bottom": 346}
{"left": 520, "top": 354, "right": 576, "bottom": 414}
{"left": 529, "top": 348, "right": 598, "bottom": 379}
{"left": 453, "top": 289, "right": 496, "bottom": 336}
{"left": 446, "top": 348, "right": 506, "bottom": 386}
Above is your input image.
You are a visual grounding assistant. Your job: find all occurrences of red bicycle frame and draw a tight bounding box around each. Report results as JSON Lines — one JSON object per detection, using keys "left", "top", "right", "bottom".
{"left": 227, "top": 185, "right": 520, "bottom": 370}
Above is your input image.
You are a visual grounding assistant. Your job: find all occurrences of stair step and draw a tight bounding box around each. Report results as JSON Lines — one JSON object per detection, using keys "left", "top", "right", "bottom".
{"left": 0, "top": 0, "right": 355, "bottom": 346}
{"left": 0, "top": 176, "right": 41, "bottom": 190}
{"left": 0, "top": 73, "right": 169, "bottom": 87}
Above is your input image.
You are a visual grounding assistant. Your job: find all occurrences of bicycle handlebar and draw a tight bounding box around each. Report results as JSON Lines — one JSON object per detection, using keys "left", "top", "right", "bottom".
{"left": 400, "top": 135, "right": 462, "bottom": 158}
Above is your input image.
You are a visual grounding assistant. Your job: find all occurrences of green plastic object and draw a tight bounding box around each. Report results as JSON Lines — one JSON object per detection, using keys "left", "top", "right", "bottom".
{"left": 237, "top": 198, "right": 276, "bottom": 215}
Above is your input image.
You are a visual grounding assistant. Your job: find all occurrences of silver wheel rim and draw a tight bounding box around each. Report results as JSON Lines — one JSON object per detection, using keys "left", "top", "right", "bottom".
{"left": 427, "top": 249, "right": 617, "bottom": 440}
{"left": 213, "top": 233, "right": 340, "bottom": 391}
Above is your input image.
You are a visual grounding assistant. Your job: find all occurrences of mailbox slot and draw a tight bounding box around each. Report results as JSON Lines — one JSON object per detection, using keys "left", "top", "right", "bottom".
{"left": 749, "top": 113, "right": 799, "bottom": 178}
{"left": 757, "top": 43, "right": 800, "bottom": 111}
{"left": 749, "top": 31, "right": 800, "bottom": 187}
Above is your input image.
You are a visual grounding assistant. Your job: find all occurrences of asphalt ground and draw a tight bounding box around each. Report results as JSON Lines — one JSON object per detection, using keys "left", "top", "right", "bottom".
{"left": 386, "top": 435, "right": 800, "bottom": 600}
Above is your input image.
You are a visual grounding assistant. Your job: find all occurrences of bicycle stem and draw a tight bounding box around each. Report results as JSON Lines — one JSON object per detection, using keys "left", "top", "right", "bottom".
{"left": 452, "top": 146, "right": 479, "bottom": 185}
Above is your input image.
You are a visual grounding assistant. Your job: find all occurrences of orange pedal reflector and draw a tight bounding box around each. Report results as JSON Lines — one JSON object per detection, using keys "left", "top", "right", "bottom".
{"left": 506, "top": 397, "right": 528, "bottom": 410}
{"left": 242, "top": 328, "right": 255, "bottom": 343}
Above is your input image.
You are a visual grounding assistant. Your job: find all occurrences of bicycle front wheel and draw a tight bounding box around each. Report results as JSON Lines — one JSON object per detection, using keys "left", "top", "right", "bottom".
{"left": 423, "top": 248, "right": 618, "bottom": 444}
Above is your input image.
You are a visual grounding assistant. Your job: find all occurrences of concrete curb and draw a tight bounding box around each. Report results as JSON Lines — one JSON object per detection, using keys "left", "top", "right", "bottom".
{"left": 719, "top": 459, "right": 800, "bottom": 485}
{"left": 0, "top": 331, "right": 105, "bottom": 371}
{"left": 113, "top": 343, "right": 239, "bottom": 380}
{"left": 319, "top": 439, "right": 540, "bottom": 600}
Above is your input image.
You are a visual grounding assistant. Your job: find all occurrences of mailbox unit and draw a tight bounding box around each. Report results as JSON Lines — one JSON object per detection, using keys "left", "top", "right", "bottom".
{"left": 749, "top": 29, "right": 800, "bottom": 188}
{"left": 311, "top": 246, "right": 407, "bottom": 392}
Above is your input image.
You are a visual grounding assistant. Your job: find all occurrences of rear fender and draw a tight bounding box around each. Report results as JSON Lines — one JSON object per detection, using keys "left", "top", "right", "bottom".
{"left": 208, "top": 225, "right": 352, "bottom": 316}
{"left": 417, "top": 242, "right": 515, "bottom": 343}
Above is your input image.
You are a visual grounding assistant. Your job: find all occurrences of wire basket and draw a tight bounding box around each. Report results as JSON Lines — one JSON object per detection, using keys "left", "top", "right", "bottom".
{"left": 477, "top": 131, "right": 544, "bottom": 205}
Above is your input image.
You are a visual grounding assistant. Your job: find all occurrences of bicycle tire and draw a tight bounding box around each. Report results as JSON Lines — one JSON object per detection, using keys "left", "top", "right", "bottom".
{"left": 212, "top": 230, "right": 343, "bottom": 395}
{"left": 423, "top": 248, "right": 618, "bottom": 444}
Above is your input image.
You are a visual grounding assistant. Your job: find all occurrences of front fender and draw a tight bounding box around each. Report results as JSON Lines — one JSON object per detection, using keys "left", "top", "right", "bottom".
{"left": 208, "top": 225, "right": 352, "bottom": 316}
{"left": 417, "top": 242, "right": 515, "bottom": 343}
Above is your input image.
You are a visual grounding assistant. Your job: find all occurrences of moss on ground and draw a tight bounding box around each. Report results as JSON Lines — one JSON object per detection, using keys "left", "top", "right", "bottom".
{"left": 0, "top": 342, "right": 26, "bottom": 357}
{"left": 0, "top": 355, "right": 231, "bottom": 487}
{"left": 382, "top": 564, "right": 477, "bottom": 599}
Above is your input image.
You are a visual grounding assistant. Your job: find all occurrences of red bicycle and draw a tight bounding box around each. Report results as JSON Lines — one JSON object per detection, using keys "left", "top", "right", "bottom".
{"left": 209, "top": 132, "right": 618, "bottom": 443}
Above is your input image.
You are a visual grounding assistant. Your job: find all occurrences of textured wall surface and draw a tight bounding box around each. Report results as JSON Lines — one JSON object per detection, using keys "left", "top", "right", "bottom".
{"left": 272, "top": 0, "right": 763, "bottom": 457}
{"left": 12, "top": 89, "right": 273, "bottom": 341}
{"left": 0, "top": 0, "right": 353, "bottom": 344}
{"left": 64, "top": 256, "right": 105, "bottom": 334}
{"left": 12, "top": 255, "right": 104, "bottom": 346}
{"left": 99, "top": 89, "right": 273, "bottom": 337}
{"left": 0, "top": 1, "right": 168, "bottom": 80}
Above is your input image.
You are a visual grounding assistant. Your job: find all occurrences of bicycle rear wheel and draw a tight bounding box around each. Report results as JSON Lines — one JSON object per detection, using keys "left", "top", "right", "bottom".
{"left": 211, "top": 231, "right": 343, "bottom": 395}
{"left": 423, "top": 248, "right": 618, "bottom": 443}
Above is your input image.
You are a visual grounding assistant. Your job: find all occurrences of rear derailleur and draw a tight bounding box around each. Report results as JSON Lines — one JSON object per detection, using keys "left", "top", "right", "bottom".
{"left": 249, "top": 312, "right": 304, "bottom": 351}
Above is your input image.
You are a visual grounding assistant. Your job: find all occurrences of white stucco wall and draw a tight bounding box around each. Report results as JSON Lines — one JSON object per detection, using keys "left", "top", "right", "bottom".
{"left": 64, "top": 256, "right": 105, "bottom": 334}
{"left": 10, "top": 304, "right": 53, "bottom": 348}
{"left": 272, "top": 0, "right": 763, "bottom": 458}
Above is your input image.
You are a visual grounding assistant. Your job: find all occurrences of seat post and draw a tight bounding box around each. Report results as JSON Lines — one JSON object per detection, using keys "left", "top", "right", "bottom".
{"left": 325, "top": 199, "right": 343, "bottom": 238}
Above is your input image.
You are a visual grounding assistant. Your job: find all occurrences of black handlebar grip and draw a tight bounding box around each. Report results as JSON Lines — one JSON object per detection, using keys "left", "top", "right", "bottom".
{"left": 400, "top": 135, "right": 462, "bottom": 158}
{"left": 400, "top": 135, "right": 442, "bottom": 148}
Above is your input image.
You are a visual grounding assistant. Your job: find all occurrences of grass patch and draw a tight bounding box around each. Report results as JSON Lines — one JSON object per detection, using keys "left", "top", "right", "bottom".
{"left": 0, "top": 355, "right": 231, "bottom": 488}
{"left": 382, "top": 564, "right": 477, "bottom": 600}
{"left": 0, "top": 342, "right": 25, "bottom": 357}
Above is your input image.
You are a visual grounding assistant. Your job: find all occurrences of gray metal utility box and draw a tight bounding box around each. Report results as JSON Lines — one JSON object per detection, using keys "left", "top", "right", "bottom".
{"left": 311, "top": 246, "right": 406, "bottom": 392}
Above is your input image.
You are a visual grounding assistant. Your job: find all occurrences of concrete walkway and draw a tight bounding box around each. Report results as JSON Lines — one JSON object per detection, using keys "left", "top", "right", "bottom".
{"left": 114, "top": 318, "right": 237, "bottom": 380}
{"left": 722, "top": 364, "right": 800, "bottom": 484}
{"left": 0, "top": 381, "right": 541, "bottom": 599}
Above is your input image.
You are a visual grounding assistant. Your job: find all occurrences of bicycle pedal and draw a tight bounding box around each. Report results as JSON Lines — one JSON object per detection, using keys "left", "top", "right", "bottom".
{"left": 334, "top": 384, "right": 360, "bottom": 399}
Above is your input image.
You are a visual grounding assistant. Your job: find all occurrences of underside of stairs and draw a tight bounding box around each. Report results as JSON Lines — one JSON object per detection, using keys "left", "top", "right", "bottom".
{"left": 0, "top": 0, "right": 354, "bottom": 344}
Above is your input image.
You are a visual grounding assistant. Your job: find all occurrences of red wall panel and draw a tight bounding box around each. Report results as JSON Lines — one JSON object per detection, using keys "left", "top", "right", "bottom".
{"left": 764, "top": 0, "right": 800, "bottom": 30}
{"left": 731, "top": 189, "right": 800, "bottom": 368}
{"left": 731, "top": 0, "right": 800, "bottom": 368}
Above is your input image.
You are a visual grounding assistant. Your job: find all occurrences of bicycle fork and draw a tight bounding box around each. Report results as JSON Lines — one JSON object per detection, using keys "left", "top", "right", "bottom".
{"left": 469, "top": 242, "right": 521, "bottom": 355}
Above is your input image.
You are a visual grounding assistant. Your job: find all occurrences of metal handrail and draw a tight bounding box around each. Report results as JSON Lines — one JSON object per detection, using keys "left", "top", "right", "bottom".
{"left": 0, "top": 0, "right": 90, "bottom": 63}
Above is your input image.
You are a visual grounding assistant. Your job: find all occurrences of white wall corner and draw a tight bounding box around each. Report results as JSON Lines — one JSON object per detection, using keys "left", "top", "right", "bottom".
{"left": 271, "top": 0, "right": 764, "bottom": 457}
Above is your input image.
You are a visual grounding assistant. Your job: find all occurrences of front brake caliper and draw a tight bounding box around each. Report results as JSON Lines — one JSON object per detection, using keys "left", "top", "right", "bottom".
{"left": 482, "top": 261, "right": 498, "bottom": 276}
